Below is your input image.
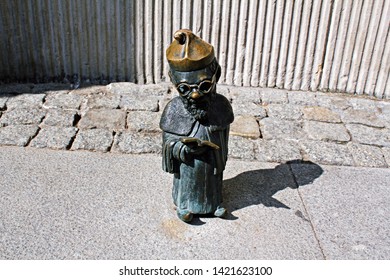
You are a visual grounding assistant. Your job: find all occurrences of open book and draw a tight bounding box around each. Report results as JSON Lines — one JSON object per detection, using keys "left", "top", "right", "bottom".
{"left": 179, "top": 137, "right": 220, "bottom": 150}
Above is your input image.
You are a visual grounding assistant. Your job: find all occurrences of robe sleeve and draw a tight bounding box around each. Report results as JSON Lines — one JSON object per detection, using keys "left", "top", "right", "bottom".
{"left": 162, "top": 131, "right": 192, "bottom": 174}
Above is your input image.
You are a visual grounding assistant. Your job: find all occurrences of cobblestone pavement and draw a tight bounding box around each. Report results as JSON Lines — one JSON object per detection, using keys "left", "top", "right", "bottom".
{"left": 1, "top": 82, "right": 389, "bottom": 168}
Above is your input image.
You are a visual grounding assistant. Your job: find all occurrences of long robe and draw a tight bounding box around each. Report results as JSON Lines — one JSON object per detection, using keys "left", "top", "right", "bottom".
{"left": 160, "top": 94, "right": 234, "bottom": 214}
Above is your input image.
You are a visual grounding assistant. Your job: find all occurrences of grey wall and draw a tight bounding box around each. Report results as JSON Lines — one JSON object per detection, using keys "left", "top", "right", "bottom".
{"left": 0, "top": 0, "right": 389, "bottom": 98}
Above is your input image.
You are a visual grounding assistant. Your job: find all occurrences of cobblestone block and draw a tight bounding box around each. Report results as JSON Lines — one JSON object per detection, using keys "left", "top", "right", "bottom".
{"left": 349, "top": 97, "right": 382, "bottom": 111}
{"left": 71, "top": 129, "right": 113, "bottom": 152}
{"left": 256, "top": 139, "right": 301, "bottom": 162}
{"left": 30, "top": 126, "right": 78, "bottom": 150}
{"left": 315, "top": 92, "right": 351, "bottom": 110}
{"left": 112, "top": 131, "right": 161, "bottom": 154}
{"left": 70, "top": 85, "right": 107, "bottom": 96}
{"left": 127, "top": 111, "right": 161, "bottom": 132}
{"left": 5, "top": 93, "right": 46, "bottom": 109}
{"left": 300, "top": 141, "right": 354, "bottom": 166}
{"left": 228, "top": 135, "right": 256, "bottom": 160}
{"left": 42, "top": 110, "right": 78, "bottom": 127}
{"left": 232, "top": 102, "right": 267, "bottom": 119}
{"left": 229, "top": 86, "right": 261, "bottom": 103}
{"left": 382, "top": 147, "right": 390, "bottom": 166}
{"left": 78, "top": 109, "right": 126, "bottom": 130}
{"left": 259, "top": 118, "right": 304, "bottom": 140}
{"left": 120, "top": 95, "right": 160, "bottom": 112}
{"left": 0, "top": 108, "right": 46, "bottom": 127}
{"left": 340, "top": 108, "right": 385, "bottom": 128}
{"left": 106, "top": 82, "right": 138, "bottom": 95}
{"left": 346, "top": 124, "right": 390, "bottom": 147}
{"left": 86, "top": 94, "right": 121, "bottom": 109}
{"left": 304, "top": 121, "right": 350, "bottom": 142}
{"left": 44, "top": 93, "right": 84, "bottom": 110}
{"left": 141, "top": 83, "right": 169, "bottom": 96}
{"left": 347, "top": 143, "right": 387, "bottom": 168}
{"left": 230, "top": 115, "right": 260, "bottom": 139}
{"left": 288, "top": 91, "right": 318, "bottom": 106}
{"left": 303, "top": 106, "right": 341, "bottom": 123}
{"left": 0, "top": 125, "right": 39, "bottom": 146}
{"left": 266, "top": 104, "right": 303, "bottom": 120}
{"left": 260, "top": 88, "right": 288, "bottom": 104}
{"left": 217, "top": 85, "right": 231, "bottom": 99}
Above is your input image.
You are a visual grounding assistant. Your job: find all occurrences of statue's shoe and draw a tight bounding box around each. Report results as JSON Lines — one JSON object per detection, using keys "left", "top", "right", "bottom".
{"left": 177, "top": 209, "right": 193, "bottom": 222}
{"left": 214, "top": 206, "right": 227, "bottom": 218}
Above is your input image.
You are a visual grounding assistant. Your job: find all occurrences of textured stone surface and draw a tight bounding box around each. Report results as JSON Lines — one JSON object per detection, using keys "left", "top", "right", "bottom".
{"left": 0, "top": 125, "right": 39, "bottom": 146}
{"left": 44, "top": 93, "right": 84, "bottom": 109}
{"left": 293, "top": 164, "right": 390, "bottom": 259}
{"left": 41, "top": 110, "right": 78, "bottom": 127}
{"left": 78, "top": 109, "right": 126, "bottom": 130}
{"left": 120, "top": 95, "right": 160, "bottom": 112}
{"left": 86, "top": 94, "right": 121, "bottom": 109}
{"left": 260, "top": 118, "right": 304, "bottom": 140}
{"left": 232, "top": 102, "right": 267, "bottom": 119}
{"left": 30, "top": 126, "right": 78, "bottom": 150}
{"left": 227, "top": 135, "right": 256, "bottom": 160}
{"left": 347, "top": 143, "right": 387, "bottom": 168}
{"left": 382, "top": 148, "right": 390, "bottom": 166}
{"left": 315, "top": 93, "right": 351, "bottom": 110}
{"left": 266, "top": 104, "right": 303, "bottom": 120}
{"left": 5, "top": 94, "right": 45, "bottom": 109}
{"left": 300, "top": 141, "right": 354, "bottom": 166}
{"left": 71, "top": 129, "right": 113, "bottom": 152}
{"left": 127, "top": 111, "right": 161, "bottom": 132}
{"left": 70, "top": 85, "right": 107, "bottom": 96}
{"left": 349, "top": 97, "right": 382, "bottom": 111}
{"left": 260, "top": 89, "right": 288, "bottom": 104}
{"left": 229, "top": 86, "right": 261, "bottom": 103}
{"left": 0, "top": 108, "right": 46, "bottom": 127}
{"left": 304, "top": 121, "right": 350, "bottom": 142}
{"left": 106, "top": 82, "right": 139, "bottom": 95}
{"left": 112, "top": 131, "right": 161, "bottom": 154}
{"left": 288, "top": 91, "right": 318, "bottom": 106}
{"left": 341, "top": 108, "right": 385, "bottom": 128}
{"left": 303, "top": 106, "right": 341, "bottom": 123}
{"left": 230, "top": 115, "right": 260, "bottom": 139}
{"left": 140, "top": 83, "right": 169, "bottom": 96}
{"left": 346, "top": 124, "right": 390, "bottom": 147}
{"left": 256, "top": 139, "right": 301, "bottom": 162}
{"left": 0, "top": 148, "right": 324, "bottom": 259}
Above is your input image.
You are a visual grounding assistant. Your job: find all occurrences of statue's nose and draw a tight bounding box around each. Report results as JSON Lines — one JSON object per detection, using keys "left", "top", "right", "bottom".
{"left": 190, "top": 91, "right": 200, "bottom": 99}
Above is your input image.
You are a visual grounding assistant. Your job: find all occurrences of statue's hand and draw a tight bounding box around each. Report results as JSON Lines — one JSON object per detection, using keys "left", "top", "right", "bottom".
{"left": 185, "top": 145, "right": 209, "bottom": 156}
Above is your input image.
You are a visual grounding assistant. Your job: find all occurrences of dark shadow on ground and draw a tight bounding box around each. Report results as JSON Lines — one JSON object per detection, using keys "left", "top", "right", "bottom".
{"left": 222, "top": 160, "right": 323, "bottom": 220}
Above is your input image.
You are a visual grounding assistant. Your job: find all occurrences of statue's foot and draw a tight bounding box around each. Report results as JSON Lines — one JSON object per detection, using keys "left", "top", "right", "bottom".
{"left": 214, "top": 206, "right": 227, "bottom": 218}
{"left": 177, "top": 209, "right": 193, "bottom": 223}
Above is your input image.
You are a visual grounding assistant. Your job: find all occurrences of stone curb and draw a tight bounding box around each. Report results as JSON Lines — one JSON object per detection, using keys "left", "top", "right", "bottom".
{"left": 1, "top": 82, "right": 389, "bottom": 168}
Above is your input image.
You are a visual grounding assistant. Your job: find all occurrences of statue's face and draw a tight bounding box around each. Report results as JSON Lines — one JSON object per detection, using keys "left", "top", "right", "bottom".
{"left": 169, "top": 68, "right": 216, "bottom": 121}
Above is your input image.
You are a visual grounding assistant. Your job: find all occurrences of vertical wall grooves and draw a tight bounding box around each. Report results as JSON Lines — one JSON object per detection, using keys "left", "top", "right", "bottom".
{"left": 0, "top": 0, "right": 389, "bottom": 98}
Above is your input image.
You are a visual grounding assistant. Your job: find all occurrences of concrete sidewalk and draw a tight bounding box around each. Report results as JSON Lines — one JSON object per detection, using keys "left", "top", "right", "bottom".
{"left": 1, "top": 146, "right": 389, "bottom": 259}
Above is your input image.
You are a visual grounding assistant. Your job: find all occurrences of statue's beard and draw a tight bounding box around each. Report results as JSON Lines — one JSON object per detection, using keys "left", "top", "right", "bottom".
{"left": 182, "top": 97, "right": 210, "bottom": 121}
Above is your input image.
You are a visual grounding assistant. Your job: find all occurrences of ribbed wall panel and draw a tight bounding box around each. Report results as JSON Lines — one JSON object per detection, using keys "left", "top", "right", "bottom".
{"left": 0, "top": 0, "right": 389, "bottom": 98}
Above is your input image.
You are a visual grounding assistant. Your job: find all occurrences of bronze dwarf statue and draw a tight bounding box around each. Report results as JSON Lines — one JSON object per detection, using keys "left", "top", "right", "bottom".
{"left": 160, "top": 29, "right": 234, "bottom": 222}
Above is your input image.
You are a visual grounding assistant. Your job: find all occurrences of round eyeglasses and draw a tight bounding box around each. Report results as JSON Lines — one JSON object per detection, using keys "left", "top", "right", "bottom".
{"left": 176, "top": 73, "right": 216, "bottom": 97}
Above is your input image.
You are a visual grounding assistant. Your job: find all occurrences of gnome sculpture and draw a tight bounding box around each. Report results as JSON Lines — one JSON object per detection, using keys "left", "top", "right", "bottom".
{"left": 160, "top": 29, "right": 234, "bottom": 222}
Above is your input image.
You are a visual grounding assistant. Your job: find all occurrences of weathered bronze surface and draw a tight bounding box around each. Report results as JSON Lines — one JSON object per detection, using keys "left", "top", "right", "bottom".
{"left": 160, "top": 29, "right": 234, "bottom": 223}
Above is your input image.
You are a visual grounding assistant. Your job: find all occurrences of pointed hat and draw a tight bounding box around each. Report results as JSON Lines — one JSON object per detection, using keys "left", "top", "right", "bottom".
{"left": 166, "top": 29, "right": 215, "bottom": 72}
